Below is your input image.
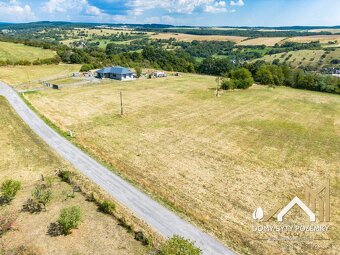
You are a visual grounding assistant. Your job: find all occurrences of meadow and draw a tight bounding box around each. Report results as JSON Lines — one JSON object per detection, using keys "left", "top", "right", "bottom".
{"left": 0, "top": 96, "right": 146, "bottom": 255}
{"left": 25, "top": 74, "right": 340, "bottom": 254}
{"left": 237, "top": 37, "right": 286, "bottom": 46}
{"left": 150, "top": 32, "right": 247, "bottom": 43}
{"left": 0, "top": 41, "right": 56, "bottom": 62}
{"left": 258, "top": 48, "right": 340, "bottom": 68}
{"left": 286, "top": 34, "right": 340, "bottom": 44}
{"left": 260, "top": 49, "right": 325, "bottom": 68}
{"left": 0, "top": 64, "right": 81, "bottom": 90}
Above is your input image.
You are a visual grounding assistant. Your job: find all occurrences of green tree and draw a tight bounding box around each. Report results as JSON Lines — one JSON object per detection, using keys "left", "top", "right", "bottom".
{"left": 58, "top": 206, "right": 82, "bottom": 235}
{"left": 268, "top": 65, "right": 284, "bottom": 86}
{"left": 158, "top": 235, "right": 202, "bottom": 255}
{"left": 256, "top": 65, "right": 274, "bottom": 85}
{"left": 230, "top": 68, "right": 254, "bottom": 89}
{"left": 135, "top": 66, "right": 142, "bottom": 78}
{"left": 1, "top": 180, "right": 21, "bottom": 203}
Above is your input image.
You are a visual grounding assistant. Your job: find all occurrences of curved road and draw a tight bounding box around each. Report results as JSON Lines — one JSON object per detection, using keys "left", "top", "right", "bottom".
{"left": 0, "top": 82, "right": 235, "bottom": 255}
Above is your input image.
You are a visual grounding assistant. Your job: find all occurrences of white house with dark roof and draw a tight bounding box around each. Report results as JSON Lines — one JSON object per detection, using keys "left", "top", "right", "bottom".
{"left": 96, "top": 66, "right": 135, "bottom": 80}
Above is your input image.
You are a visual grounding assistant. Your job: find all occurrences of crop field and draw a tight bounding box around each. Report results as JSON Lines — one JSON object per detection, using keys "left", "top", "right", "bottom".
{"left": 237, "top": 37, "right": 286, "bottom": 46}
{"left": 285, "top": 34, "right": 340, "bottom": 44}
{"left": 0, "top": 41, "right": 56, "bottom": 62}
{"left": 308, "top": 28, "right": 340, "bottom": 34}
{"left": 0, "top": 96, "right": 146, "bottom": 255}
{"left": 260, "top": 49, "right": 325, "bottom": 68}
{"left": 0, "top": 64, "right": 81, "bottom": 90}
{"left": 151, "top": 33, "right": 247, "bottom": 43}
{"left": 25, "top": 74, "right": 340, "bottom": 254}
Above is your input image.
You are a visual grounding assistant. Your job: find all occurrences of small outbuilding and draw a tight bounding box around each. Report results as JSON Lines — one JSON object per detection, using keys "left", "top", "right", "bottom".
{"left": 154, "top": 71, "right": 166, "bottom": 78}
{"left": 96, "top": 66, "right": 135, "bottom": 80}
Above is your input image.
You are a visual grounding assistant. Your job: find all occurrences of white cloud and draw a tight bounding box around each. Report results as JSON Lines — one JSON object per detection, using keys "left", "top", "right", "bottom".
{"left": 128, "top": 0, "right": 229, "bottom": 15}
{"left": 205, "top": 1, "right": 227, "bottom": 13}
{"left": 162, "top": 15, "right": 175, "bottom": 24}
{"left": 144, "top": 15, "right": 176, "bottom": 24}
{"left": 230, "top": 0, "right": 244, "bottom": 6}
{"left": 86, "top": 5, "right": 102, "bottom": 16}
{"left": 42, "top": 0, "right": 103, "bottom": 16}
{"left": 145, "top": 16, "right": 161, "bottom": 23}
{"left": 0, "top": 1, "right": 36, "bottom": 22}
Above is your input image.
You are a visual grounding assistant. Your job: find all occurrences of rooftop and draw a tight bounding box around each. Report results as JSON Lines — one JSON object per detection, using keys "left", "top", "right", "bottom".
{"left": 97, "top": 66, "right": 133, "bottom": 75}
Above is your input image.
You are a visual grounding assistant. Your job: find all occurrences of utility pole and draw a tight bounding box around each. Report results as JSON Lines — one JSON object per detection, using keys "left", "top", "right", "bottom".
{"left": 120, "top": 91, "right": 124, "bottom": 116}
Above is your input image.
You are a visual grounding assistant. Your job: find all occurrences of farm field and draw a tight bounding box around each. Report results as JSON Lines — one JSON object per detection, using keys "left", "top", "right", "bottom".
{"left": 150, "top": 32, "right": 247, "bottom": 43}
{"left": 259, "top": 49, "right": 325, "bottom": 68}
{"left": 285, "top": 34, "right": 340, "bottom": 44}
{"left": 0, "top": 64, "right": 81, "bottom": 90}
{"left": 308, "top": 28, "right": 340, "bottom": 34}
{"left": 0, "top": 41, "right": 56, "bottom": 62}
{"left": 0, "top": 96, "right": 146, "bottom": 255}
{"left": 25, "top": 74, "right": 340, "bottom": 254}
{"left": 237, "top": 37, "right": 286, "bottom": 46}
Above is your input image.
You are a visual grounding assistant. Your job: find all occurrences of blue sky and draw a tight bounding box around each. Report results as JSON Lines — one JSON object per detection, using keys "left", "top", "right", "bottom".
{"left": 0, "top": 0, "right": 340, "bottom": 26}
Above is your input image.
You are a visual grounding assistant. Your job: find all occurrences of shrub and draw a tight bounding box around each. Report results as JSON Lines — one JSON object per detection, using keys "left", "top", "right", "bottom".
{"left": 256, "top": 65, "right": 274, "bottom": 85}
{"left": 158, "top": 235, "right": 202, "bottom": 255}
{"left": 221, "top": 79, "right": 236, "bottom": 90}
{"left": 135, "top": 66, "right": 142, "bottom": 78}
{"left": 1, "top": 180, "right": 21, "bottom": 204}
{"left": 98, "top": 200, "right": 116, "bottom": 214}
{"left": 80, "top": 64, "right": 93, "bottom": 72}
{"left": 58, "top": 170, "right": 74, "bottom": 183}
{"left": 33, "top": 185, "right": 52, "bottom": 208}
{"left": 57, "top": 206, "right": 82, "bottom": 235}
{"left": 230, "top": 68, "right": 254, "bottom": 89}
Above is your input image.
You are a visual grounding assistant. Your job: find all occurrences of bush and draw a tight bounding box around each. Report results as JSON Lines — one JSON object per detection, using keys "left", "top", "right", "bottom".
{"left": 158, "top": 235, "right": 202, "bottom": 255}
{"left": 256, "top": 65, "right": 274, "bottom": 85}
{"left": 135, "top": 66, "right": 142, "bottom": 78}
{"left": 58, "top": 206, "right": 82, "bottom": 235}
{"left": 58, "top": 170, "right": 74, "bottom": 183}
{"left": 33, "top": 185, "right": 52, "bottom": 208}
{"left": 1, "top": 180, "right": 21, "bottom": 204}
{"left": 221, "top": 79, "right": 236, "bottom": 90}
{"left": 230, "top": 68, "right": 254, "bottom": 89}
{"left": 80, "top": 64, "right": 93, "bottom": 72}
{"left": 23, "top": 184, "right": 53, "bottom": 213}
{"left": 98, "top": 200, "right": 116, "bottom": 214}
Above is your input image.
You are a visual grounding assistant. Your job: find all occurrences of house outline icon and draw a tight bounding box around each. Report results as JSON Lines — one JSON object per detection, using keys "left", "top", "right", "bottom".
{"left": 277, "top": 196, "right": 316, "bottom": 222}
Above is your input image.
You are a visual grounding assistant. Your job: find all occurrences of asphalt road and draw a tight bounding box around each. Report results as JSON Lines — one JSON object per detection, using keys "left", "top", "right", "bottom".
{"left": 0, "top": 82, "right": 236, "bottom": 255}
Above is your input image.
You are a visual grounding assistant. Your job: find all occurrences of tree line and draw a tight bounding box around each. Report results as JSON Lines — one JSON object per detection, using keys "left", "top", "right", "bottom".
{"left": 0, "top": 35, "right": 339, "bottom": 95}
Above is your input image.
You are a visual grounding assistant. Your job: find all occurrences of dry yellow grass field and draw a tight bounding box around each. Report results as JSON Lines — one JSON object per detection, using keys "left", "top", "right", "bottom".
{"left": 0, "top": 96, "right": 146, "bottom": 255}
{"left": 0, "top": 41, "right": 56, "bottom": 62}
{"left": 237, "top": 37, "right": 286, "bottom": 46}
{"left": 285, "top": 34, "right": 340, "bottom": 43}
{"left": 0, "top": 64, "right": 81, "bottom": 90}
{"left": 25, "top": 74, "right": 340, "bottom": 254}
{"left": 308, "top": 29, "right": 340, "bottom": 34}
{"left": 151, "top": 33, "right": 247, "bottom": 43}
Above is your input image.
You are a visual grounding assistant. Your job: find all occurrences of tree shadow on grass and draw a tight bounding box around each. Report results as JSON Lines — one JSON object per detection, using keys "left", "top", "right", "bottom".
{"left": 47, "top": 223, "right": 63, "bottom": 237}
